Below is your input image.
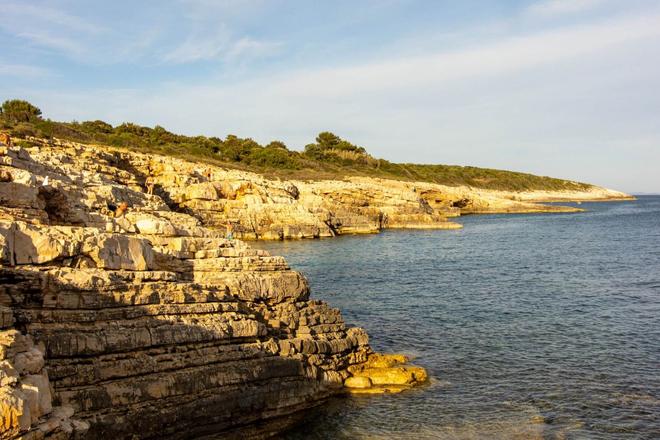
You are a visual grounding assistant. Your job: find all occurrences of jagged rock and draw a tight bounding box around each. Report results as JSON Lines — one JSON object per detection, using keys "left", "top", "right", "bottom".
{"left": 0, "top": 183, "right": 43, "bottom": 210}
{"left": 6, "top": 223, "right": 90, "bottom": 265}
{"left": 0, "top": 387, "right": 31, "bottom": 437}
{"left": 184, "top": 182, "right": 219, "bottom": 201}
{"left": 0, "top": 327, "right": 82, "bottom": 439}
{"left": 82, "top": 234, "right": 154, "bottom": 271}
{"left": 128, "top": 213, "right": 177, "bottom": 236}
{"left": 344, "top": 354, "right": 428, "bottom": 394}
{"left": 2, "top": 136, "right": 427, "bottom": 439}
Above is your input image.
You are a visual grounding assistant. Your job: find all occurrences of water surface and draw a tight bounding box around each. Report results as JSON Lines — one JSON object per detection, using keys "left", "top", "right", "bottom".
{"left": 259, "top": 196, "right": 660, "bottom": 439}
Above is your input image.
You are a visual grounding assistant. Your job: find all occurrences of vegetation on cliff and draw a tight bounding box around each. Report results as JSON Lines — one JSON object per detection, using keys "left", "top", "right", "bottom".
{"left": 1, "top": 99, "right": 591, "bottom": 191}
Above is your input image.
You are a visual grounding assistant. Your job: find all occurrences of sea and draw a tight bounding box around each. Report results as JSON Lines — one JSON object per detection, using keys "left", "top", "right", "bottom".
{"left": 258, "top": 195, "right": 660, "bottom": 440}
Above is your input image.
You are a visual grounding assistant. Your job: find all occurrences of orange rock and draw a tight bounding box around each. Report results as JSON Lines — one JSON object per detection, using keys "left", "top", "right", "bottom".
{"left": 343, "top": 352, "right": 428, "bottom": 394}
{"left": 0, "top": 133, "right": 11, "bottom": 148}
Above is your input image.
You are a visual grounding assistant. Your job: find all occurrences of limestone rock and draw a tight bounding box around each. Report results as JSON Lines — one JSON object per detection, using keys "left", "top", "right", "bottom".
{"left": 83, "top": 234, "right": 154, "bottom": 271}
{"left": 185, "top": 182, "right": 219, "bottom": 201}
{"left": 21, "top": 374, "right": 53, "bottom": 422}
{"left": 344, "top": 353, "right": 428, "bottom": 394}
{"left": 344, "top": 376, "right": 372, "bottom": 389}
{"left": 0, "top": 136, "right": 380, "bottom": 439}
{"left": 0, "top": 387, "right": 31, "bottom": 437}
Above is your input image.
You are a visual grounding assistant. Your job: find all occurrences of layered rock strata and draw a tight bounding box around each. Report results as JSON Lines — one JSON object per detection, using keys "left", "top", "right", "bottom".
{"left": 6, "top": 137, "right": 632, "bottom": 242}
{"left": 0, "top": 140, "right": 425, "bottom": 439}
{"left": 9, "top": 137, "right": 461, "bottom": 240}
{"left": 1, "top": 306, "right": 89, "bottom": 439}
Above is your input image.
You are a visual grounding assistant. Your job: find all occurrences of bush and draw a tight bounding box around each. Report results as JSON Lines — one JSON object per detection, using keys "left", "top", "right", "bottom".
{"left": 265, "top": 140, "right": 288, "bottom": 150}
{"left": 247, "top": 147, "right": 299, "bottom": 169}
{"left": 304, "top": 132, "right": 367, "bottom": 161}
{"left": 81, "top": 120, "right": 113, "bottom": 134}
{"left": 1, "top": 100, "right": 42, "bottom": 123}
{"left": 10, "top": 122, "right": 38, "bottom": 138}
{"left": 0, "top": 98, "right": 593, "bottom": 191}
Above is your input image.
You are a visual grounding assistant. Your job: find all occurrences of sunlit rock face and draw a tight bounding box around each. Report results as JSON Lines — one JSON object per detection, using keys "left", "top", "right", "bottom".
{"left": 0, "top": 138, "right": 429, "bottom": 439}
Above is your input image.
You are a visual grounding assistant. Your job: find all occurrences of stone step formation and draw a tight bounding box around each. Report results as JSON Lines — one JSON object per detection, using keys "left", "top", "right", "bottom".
{"left": 0, "top": 136, "right": 427, "bottom": 439}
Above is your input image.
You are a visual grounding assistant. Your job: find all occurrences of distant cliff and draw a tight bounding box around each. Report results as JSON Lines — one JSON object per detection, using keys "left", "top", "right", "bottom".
{"left": 1, "top": 136, "right": 632, "bottom": 242}
{"left": 1, "top": 100, "right": 627, "bottom": 195}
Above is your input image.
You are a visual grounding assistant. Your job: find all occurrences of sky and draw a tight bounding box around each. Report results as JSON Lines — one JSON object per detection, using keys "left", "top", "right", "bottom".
{"left": 1, "top": 0, "right": 659, "bottom": 193}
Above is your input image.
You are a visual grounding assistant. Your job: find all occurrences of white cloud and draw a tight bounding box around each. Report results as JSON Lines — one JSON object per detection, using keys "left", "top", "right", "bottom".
{"left": 0, "top": 63, "right": 50, "bottom": 78}
{"left": 226, "top": 37, "right": 282, "bottom": 61}
{"left": 525, "top": 0, "right": 605, "bottom": 18}
{"left": 162, "top": 29, "right": 280, "bottom": 64}
{"left": 8, "top": 6, "right": 660, "bottom": 192}
{"left": 163, "top": 27, "right": 232, "bottom": 63}
{"left": 258, "top": 12, "right": 660, "bottom": 99}
{"left": 0, "top": 1, "right": 102, "bottom": 56}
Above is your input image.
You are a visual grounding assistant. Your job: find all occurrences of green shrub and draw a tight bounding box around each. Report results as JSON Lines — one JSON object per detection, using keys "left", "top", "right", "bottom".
{"left": 247, "top": 147, "right": 299, "bottom": 169}
{"left": 0, "top": 99, "right": 594, "bottom": 191}
{"left": 1, "top": 99, "right": 42, "bottom": 123}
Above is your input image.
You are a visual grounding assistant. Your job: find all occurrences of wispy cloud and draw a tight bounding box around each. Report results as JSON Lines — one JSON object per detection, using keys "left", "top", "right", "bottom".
{"left": 0, "top": 2, "right": 102, "bottom": 33}
{"left": 0, "top": 1, "right": 102, "bottom": 56}
{"left": 163, "top": 26, "right": 232, "bottom": 63}
{"left": 225, "top": 37, "right": 282, "bottom": 61}
{"left": 163, "top": 28, "right": 280, "bottom": 64}
{"left": 259, "top": 12, "right": 660, "bottom": 99}
{"left": 3, "top": 0, "right": 659, "bottom": 192}
{"left": 0, "top": 62, "right": 51, "bottom": 78}
{"left": 525, "top": 0, "right": 605, "bottom": 18}
{"left": 162, "top": 0, "right": 280, "bottom": 64}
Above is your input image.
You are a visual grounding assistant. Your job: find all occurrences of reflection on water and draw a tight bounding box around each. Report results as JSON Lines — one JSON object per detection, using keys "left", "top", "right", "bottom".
{"left": 260, "top": 196, "right": 660, "bottom": 440}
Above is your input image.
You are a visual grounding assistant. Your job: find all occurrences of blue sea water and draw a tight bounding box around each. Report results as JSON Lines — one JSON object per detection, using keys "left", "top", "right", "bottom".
{"left": 259, "top": 196, "right": 660, "bottom": 440}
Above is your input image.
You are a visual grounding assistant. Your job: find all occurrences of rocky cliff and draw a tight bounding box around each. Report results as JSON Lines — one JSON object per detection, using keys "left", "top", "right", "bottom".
{"left": 4, "top": 137, "right": 631, "bottom": 243}
{"left": 0, "top": 135, "right": 631, "bottom": 438}
{"left": 0, "top": 137, "right": 427, "bottom": 439}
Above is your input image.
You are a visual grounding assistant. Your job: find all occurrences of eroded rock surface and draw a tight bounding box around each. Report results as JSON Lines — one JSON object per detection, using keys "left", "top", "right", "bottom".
{"left": 4, "top": 137, "right": 633, "bottom": 242}
{"left": 0, "top": 138, "right": 427, "bottom": 439}
{"left": 7, "top": 137, "right": 463, "bottom": 240}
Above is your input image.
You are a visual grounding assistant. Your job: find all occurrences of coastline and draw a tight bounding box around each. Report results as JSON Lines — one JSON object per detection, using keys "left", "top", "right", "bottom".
{"left": 0, "top": 137, "right": 427, "bottom": 439}
{"left": 0, "top": 136, "right": 634, "bottom": 438}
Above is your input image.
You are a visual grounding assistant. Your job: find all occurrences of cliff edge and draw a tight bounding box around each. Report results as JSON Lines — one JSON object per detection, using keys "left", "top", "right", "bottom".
{"left": 4, "top": 137, "right": 632, "bottom": 243}
{"left": 0, "top": 138, "right": 426, "bottom": 439}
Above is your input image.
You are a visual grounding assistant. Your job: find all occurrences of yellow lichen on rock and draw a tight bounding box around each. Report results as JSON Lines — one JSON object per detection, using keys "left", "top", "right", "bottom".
{"left": 343, "top": 353, "right": 428, "bottom": 394}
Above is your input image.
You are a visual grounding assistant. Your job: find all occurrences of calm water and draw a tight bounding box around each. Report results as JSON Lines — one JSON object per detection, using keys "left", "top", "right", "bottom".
{"left": 259, "top": 196, "right": 660, "bottom": 440}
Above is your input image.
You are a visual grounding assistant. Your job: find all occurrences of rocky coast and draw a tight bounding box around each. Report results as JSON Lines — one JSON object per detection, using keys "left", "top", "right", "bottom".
{"left": 0, "top": 137, "right": 427, "bottom": 439}
{"left": 0, "top": 136, "right": 630, "bottom": 439}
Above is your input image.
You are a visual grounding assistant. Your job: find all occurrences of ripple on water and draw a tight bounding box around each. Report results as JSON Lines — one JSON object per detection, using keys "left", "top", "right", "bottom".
{"left": 261, "top": 196, "right": 660, "bottom": 440}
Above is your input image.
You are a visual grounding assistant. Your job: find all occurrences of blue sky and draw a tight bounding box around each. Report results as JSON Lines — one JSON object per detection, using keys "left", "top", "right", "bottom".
{"left": 1, "top": 0, "right": 659, "bottom": 193}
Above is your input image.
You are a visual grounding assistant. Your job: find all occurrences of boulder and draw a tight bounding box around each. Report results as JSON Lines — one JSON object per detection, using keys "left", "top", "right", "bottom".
{"left": 185, "top": 182, "right": 219, "bottom": 201}
{"left": 0, "top": 183, "right": 43, "bottom": 210}
{"left": 5, "top": 223, "right": 93, "bottom": 265}
{"left": 129, "top": 213, "right": 177, "bottom": 236}
{"left": 84, "top": 234, "right": 154, "bottom": 271}
{"left": 344, "top": 376, "right": 372, "bottom": 389}
{"left": 13, "top": 347, "right": 45, "bottom": 375}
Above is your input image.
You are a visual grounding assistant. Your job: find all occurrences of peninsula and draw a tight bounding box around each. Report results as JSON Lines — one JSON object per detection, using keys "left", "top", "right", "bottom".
{"left": 0, "top": 102, "right": 631, "bottom": 439}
